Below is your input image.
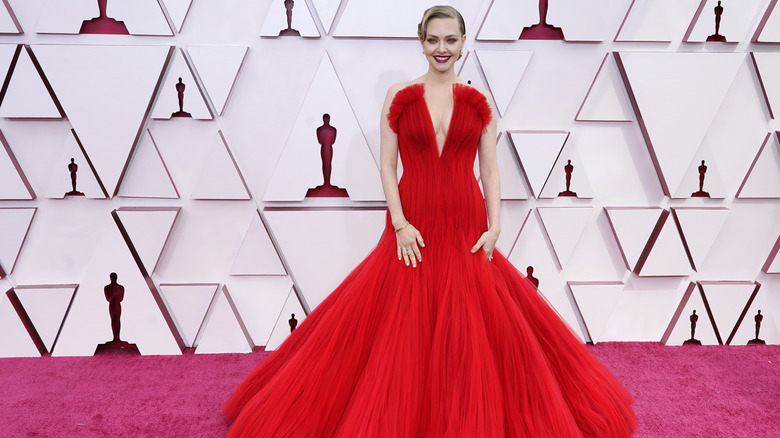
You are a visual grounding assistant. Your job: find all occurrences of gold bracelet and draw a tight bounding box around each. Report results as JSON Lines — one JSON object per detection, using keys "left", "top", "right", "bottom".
{"left": 394, "top": 221, "right": 410, "bottom": 233}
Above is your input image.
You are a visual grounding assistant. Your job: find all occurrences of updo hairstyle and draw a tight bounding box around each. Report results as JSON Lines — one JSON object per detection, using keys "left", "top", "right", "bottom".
{"left": 416, "top": 5, "right": 466, "bottom": 42}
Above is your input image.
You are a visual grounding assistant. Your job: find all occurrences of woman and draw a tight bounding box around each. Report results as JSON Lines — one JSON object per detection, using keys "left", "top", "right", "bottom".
{"left": 224, "top": 6, "right": 637, "bottom": 437}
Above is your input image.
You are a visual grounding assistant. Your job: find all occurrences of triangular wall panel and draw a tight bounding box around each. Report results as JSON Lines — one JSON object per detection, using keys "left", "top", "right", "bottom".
{"left": 615, "top": 0, "right": 703, "bottom": 42}
{"left": 264, "top": 52, "right": 384, "bottom": 202}
{"left": 160, "top": 0, "right": 194, "bottom": 32}
{"left": 195, "top": 285, "right": 253, "bottom": 354}
{"left": 45, "top": 130, "right": 107, "bottom": 199}
{"left": 0, "top": 129, "right": 34, "bottom": 200}
{"left": 311, "top": 0, "right": 342, "bottom": 34}
{"left": 227, "top": 276, "right": 294, "bottom": 347}
{"left": 334, "top": 0, "right": 438, "bottom": 37}
{"left": 191, "top": 131, "right": 251, "bottom": 200}
{"left": 264, "top": 208, "right": 385, "bottom": 309}
{"left": 0, "top": 207, "right": 35, "bottom": 274}
{"left": 52, "top": 217, "right": 181, "bottom": 356}
{"left": 114, "top": 207, "right": 180, "bottom": 274}
{"left": 265, "top": 286, "right": 306, "bottom": 350}
{"left": 0, "top": 46, "right": 61, "bottom": 118}
{"left": 754, "top": 0, "right": 780, "bottom": 43}
{"left": 737, "top": 133, "right": 780, "bottom": 198}
{"left": 699, "top": 281, "right": 759, "bottom": 345}
{"left": 116, "top": 130, "right": 179, "bottom": 199}
{"left": 617, "top": 52, "right": 744, "bottom": 196}
{"left": 0, "top": 43, "right": 17, "bottom": 79}
{"left": 672, "top": 207, "right": 729, "bottom": 271}
{"left": 475, "top": 50, "right": 532, "bottom": 117}
{"left": 508, "top": 131, "right": 569, "bottom": 198}
{"left": 538, "top": 207, "right": 592, "bottom": 269}
{"left": 107, "top": 0, "right": 173, "bottom": 36}
{"left": 599, "top": 277, "right": 690, "bottom": 342}
{"left": 752, "top": 53, "right": 780, "bottom": 119}
{"left": 32, "top": 44, "right": 171, "bottom": 196}
{"left": 159, "top": 283, "right": 218, "bottom": 348}
{"left": 663, "top": 283, "right": 720, "bottom": 345}
{"left": 605, "top": 208, "right": 663, "bottom": 271}
{"left": 495, "top": 202, "right": 531, "bottom": 255}
{"left": 230, "top": 211, "right": 286, "bottom": 276}
{"left": 569, "top": 282, "right": 625, "bottom": 343}
{"left": 13, "top": 285, "right": 76, "bottom": 352}
{"left": 539, "top": 139, "right": 595, "bottom": 199}
{"left": 0, "top": 1, "right": 20, "bottom": 33}
{"left": 186, "top": 46, "right": 247, "bottom": 116}
{"left": 0, "top": 292, "right": 40, "bottom": 357}
{"left": 730, "top": 289, "right": 780, "bottom": 345}
{"left": 639, "top": 211, "right": 693, "bottom": 276}
{"left": 576, "top": 53, "right": 633, "bottom": 122}
{"left": 495, "top": 132, "right": 530, "bottom": 200}
{"left": 151, "top": 49, "right": 211, "bottom": 120}
{"left": 36, "top": 0, "right": 97, "bottom": 34}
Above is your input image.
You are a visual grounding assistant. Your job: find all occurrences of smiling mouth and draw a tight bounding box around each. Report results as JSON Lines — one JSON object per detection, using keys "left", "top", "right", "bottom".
{"left": 433, "top": 55, "right": 451, "bottom": 63}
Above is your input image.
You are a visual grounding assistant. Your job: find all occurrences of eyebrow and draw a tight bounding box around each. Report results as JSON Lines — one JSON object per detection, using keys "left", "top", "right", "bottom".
{"left": 427, "top": 34, "right": 459, "bottom": 38}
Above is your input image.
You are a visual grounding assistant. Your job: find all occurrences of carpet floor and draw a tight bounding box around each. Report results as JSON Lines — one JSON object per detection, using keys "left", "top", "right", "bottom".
{"left": 0, "top": 343, "right": 777, "bottom": 437}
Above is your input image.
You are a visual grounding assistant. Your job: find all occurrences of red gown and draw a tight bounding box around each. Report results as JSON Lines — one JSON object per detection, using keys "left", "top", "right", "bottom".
{"left": 223, "top": 83, "right": 637, "bottom": 437}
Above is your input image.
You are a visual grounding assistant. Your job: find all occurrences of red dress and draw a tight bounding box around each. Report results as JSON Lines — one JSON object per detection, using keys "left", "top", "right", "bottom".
{"left": 223, "top": 83, "right": 637, "bottom": 437}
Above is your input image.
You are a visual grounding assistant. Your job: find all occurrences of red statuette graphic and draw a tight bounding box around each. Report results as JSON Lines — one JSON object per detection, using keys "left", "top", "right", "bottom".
{"left": 519, "top": 0, "right": 564, "bottom": 40}
{"left": 80, "top": 0, "right": 129, "bottom": 35}
{"left": 306, "top": 113, "right": 349, "bottom": 198}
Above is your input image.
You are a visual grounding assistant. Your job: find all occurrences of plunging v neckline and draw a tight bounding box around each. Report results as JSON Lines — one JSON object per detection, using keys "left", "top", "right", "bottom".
{"left": 420, "top": 82, "right": 458, "bottom": 158}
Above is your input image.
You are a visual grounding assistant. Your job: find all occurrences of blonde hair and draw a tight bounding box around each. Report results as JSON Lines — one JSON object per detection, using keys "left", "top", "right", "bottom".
{"left": 417, "top": 5, "right": 465, "bottom": 41}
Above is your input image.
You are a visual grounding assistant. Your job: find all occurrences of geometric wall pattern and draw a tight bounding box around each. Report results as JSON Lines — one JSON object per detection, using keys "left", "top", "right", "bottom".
{"left": 0, "top": 0, "right": 779, "bottom": 357}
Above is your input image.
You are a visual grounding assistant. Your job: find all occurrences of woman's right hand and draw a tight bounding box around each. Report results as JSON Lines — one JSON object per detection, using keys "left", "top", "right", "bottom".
{"left": 396, "top": 224, "right": 425, "bottom": 268}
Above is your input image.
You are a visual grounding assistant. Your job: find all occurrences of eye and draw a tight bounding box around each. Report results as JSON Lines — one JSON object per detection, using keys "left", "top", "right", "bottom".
{"left": 427, "top": 38, "right": 437, "bottom": 44}
{"left": 448, "top": 38, "right": 457, "bottom": 43}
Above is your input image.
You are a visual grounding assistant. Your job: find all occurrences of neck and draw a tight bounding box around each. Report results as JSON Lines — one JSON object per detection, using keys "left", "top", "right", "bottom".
{"left": 423, "top": 67, "right": 458, "bottom": 86}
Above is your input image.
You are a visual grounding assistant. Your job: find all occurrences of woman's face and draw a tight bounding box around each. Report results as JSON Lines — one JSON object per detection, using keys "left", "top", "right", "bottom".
{"left": 422, "top": 18, "right": 465, "bottom": 73}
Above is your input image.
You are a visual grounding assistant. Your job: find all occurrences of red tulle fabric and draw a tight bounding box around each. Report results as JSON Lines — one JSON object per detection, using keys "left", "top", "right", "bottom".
{"left": 223, "top": 83, "right": 637, "bottom": 437}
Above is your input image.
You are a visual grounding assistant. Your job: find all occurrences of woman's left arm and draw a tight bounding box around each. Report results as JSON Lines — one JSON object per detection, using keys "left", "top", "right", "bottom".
{"left": 471, "top": 89, "right": 500, "bottom": 259}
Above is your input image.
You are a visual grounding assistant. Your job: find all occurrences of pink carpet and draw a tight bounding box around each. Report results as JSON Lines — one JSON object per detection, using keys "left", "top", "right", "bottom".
{"left": 0, "top": 343, "right": 777, "bottom": 437}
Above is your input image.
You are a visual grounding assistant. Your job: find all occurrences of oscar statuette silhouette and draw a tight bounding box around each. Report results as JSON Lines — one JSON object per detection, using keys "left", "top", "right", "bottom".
{"left": 558, "top": 159, "right": 577, "bottom": 197}
{"left": 706, "top": 1, "right": 727, "bottom": 42}
{"left": 526, "top": 266, "right": 539, "bottom": 288}
{"left": 748, "top": 310, "right": 766, "bottom": 345}
{"left": 691, "top": 160, "right": 710, "bottom": 198}
{"left": 65, "top": 158, "right": 85, "bottom": 197}
{"left": 289, "top": 314, "right": 298, "bottom": 333}
{"left": 683, "top": 309, "right": 702, "bottom": 345}
{"left": 519, "top": 0, "right": 565, "bottom": 40}
{"left": 306, "top": 114, "right": 349, "bottom": 198}
{"left": 279, "top": 0, "right": 301, "bottom": 36}
{"left": 95, "top": 273, "right": 139, "bottom": 353}
{"left": 172, "top": 78, "right": 192, "bottom": 118}
{"left": 80, "top": 0, "right": 129, "bottom": 35}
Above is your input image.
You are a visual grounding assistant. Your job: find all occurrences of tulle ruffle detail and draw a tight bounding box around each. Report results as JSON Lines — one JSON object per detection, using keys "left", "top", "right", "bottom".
{"left": 387, "top": 83, "right": 424, "bottom": 133}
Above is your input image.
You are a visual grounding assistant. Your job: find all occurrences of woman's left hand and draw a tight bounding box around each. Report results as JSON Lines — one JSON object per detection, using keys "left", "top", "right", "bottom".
{"left": 471, "top": 228, "right": 500, "bottom": 261}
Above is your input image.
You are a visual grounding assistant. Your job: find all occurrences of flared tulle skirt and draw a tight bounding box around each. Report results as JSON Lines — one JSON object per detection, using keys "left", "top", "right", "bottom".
{"left": 223, "top": 227, "right": 637, "bottom": 437}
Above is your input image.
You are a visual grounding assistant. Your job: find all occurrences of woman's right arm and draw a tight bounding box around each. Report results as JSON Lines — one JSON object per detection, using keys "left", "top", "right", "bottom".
{"left": 380, "top": 84, "right": 424, "bottom": 267}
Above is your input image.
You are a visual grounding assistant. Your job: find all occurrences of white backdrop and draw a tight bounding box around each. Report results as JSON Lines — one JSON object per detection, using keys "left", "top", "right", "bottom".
{"left": 0, "top": 0, "right": 779, "bottom": 357}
